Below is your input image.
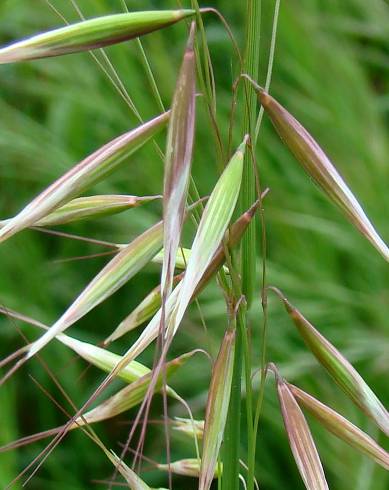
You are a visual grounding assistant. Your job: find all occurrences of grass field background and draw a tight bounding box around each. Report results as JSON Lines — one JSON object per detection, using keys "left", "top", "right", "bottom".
{"left": 0, "top": 1, "right": 388, "bottom": 488}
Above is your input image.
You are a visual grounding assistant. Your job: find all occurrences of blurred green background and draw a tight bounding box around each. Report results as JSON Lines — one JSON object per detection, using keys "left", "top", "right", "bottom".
{"left": 0, "top": 0, "right": 388, "bottom": 488}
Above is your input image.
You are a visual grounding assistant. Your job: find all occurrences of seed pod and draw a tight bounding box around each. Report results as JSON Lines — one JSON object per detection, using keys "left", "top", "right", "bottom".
{"left": 259, "top": 89, "right": 389, "bottom": 261}
{"left": 33, "top": 194, "right": 159, "bottom": 226}
{"left": 289, "top": 384, "right": 389, "bottom": 470}
{"left": 273, "top": 368, "right": 329, "bottom": 490}
{"left": 275, "top": 290, "right": 389, "bottom": 436}
{"left": 105, "top": 273, "right": 183, "bottom": 345}
{"left": 172, "top": 417, "right": 204, "bottom": 440}
{"left": 0, "top": 112, "right": 169, "bottom": 244}
{"left": 70, "top": 351, "right": 193, "bottom": 429}
{"left": 0, "top": 11, "right": 195, "bottom": 63}
{"left": 151, "top": 248, "right": 191, "bottom": 270}
{"left": 158, "top": 458, "right": 221, "bottom": 478}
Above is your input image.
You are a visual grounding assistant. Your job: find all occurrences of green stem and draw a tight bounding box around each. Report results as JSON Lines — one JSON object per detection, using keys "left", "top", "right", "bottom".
{"left": 135, "top": 39, "right": 166, "bottom": 113}
{"left": 240, "top": 310, "right": 255, "bottom": 489}
{"left": 240, "top": 0, "right": 262, "bottom": 306}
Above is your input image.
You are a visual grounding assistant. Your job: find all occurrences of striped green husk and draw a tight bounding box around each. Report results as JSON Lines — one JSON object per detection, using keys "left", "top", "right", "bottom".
{"left": 106, "top": 198, "right": 259, "bottom": 345}
{"left": 278, "top": 291, "right": 389, "bottom": 435}
{"left": 0, "top": 194, "right": 158, "bottom": 229}
{"left": 275, "top": 372, "right": 329, "bottom": 490}
{"left": 289, "top": 384, "right": 389, "bottom": 470}
{"left": 199, "top": 329, "right": 235, "bottom": 490}
{"left": 105, "top": 273, "right": 183, "bottom": 345}
{"left": 0, "top": 11, "right": 195, "bottom": 63}
{"left": 158, "top": 458, "right": 221, "bottom": 478}
{"left": 161, "top": 22, "right": 196, "bottom": 298}
{"left": 0, "top": 352, "right": 190, "bottom": 455}
{"left": 99, "top": 139, "right": 247, "bottom": 393}
{"left": 69, "top": 352, "right": 192, "bottom": 430}
{"left": 34, "top": 194, "right": 158, "bottom": 226}
{"left": 0, "top": 112, "right": 169, "bottom": 243}
{"left": 259, "top": 90, "right": 389, "bottom": 261}
{"left": 26, "top": 220, "right": 164, "bottom": 359}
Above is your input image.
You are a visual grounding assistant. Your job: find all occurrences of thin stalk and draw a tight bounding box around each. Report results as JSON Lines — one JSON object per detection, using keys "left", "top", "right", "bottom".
{"left": 191, "top": 0, "right": 225, "bottom": 167}
{"left": 254, "top": 0, "right": 281, "bottom": 141}
{"left": 119, "top": 0, "right": 166, "bottom": 113}
{"left": 245, "top": 137, "right": 268, "bottom": 490}
{"left": 239, "top": 2, "right": 280, "bottom": 482}
{"left": 240, "top": 0, "right": 262, "bottom": 306}
{"left": 226, "top": 250, "right": 255, "bottom": 490}
{"left": 221, "top": 249, "right": 254, "bottom": 490}
{"left": 135, "top": 39, "right": 166, "bottom": 112}
{"left": 219, "top": 3, "right": 264, "bottom": 483}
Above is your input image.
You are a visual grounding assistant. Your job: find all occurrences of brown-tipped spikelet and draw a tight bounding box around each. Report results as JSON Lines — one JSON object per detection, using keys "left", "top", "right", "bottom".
{"left": 289, "top": 384, "right": 389, "bottom": 470}
{"left": 26, "top": 220, "right": 164, "bottom": 360}
{"left": 0, "top": 195, "right": 157, "bottom": 229}
{"left": 106, "top": 195, "right": 264, "bottom": 346}
{"left": 162, "top": 22, "right": 196, "bottom": 297}
{"left": 0, "top": 112, "right": 169, "bottom": 244}
{"left": 199, "top": 329, "right": 235, "bottom": 490}
{"left": 172, "top": 417, "right": 205, "bottom": 440}
{"left": 107, "top": 138, "right": 247, "bottom": 379}
{"left": 158, "top": 458, "right": 222, "bottom": 478}
{"left": 258, "top": 89, "right": 389, "bottom": 261}
{"left": 272, "top": 367, "right": 329, "bottom": 490}
{"left": 0, "top": 351, "right": 192, "bottom": 453}
{"left": 274, "top": 289, "right": 389, "bottom": 436}
{"left": 68, "top": 351, "right": 192, "bottom": 430}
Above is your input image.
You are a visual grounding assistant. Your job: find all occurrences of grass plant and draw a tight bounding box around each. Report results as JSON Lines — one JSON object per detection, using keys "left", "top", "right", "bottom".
{"left": 0, "top": 1, "right": 388, "bottom": 489}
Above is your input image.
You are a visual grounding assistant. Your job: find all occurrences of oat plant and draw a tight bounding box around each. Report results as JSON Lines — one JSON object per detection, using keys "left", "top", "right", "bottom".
{"left": 0, "top": 1, "right": 388, "bottom": 489}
